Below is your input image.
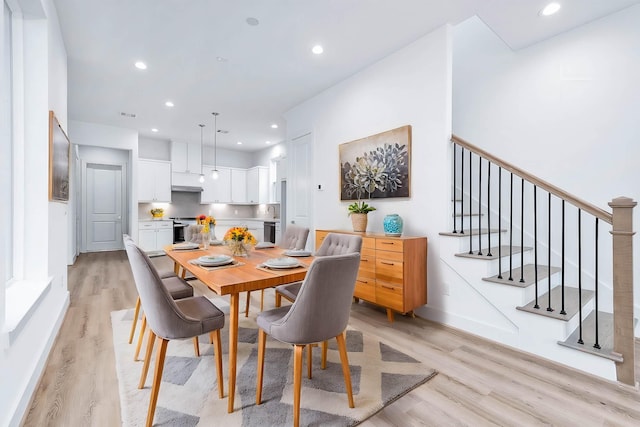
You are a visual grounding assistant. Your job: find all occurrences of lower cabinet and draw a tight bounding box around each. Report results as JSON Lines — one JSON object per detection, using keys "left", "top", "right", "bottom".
{"left": 315, "top": 230, "right": 427, "bottom": 322}
{"left": 138, "top": 221, "right": 173, "bottom": 252}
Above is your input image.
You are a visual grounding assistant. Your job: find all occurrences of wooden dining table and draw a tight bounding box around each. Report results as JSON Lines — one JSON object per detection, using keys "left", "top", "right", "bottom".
{"left": 164, "top": 244, "right": 312, "bottom": 413}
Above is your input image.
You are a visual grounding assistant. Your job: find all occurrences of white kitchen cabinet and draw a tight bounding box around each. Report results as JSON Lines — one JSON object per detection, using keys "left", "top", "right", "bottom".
{"left": 201, "top": 166, "right": 231, "bottom": 203}
{"left": 171, "top": 141, "right": 201, "bottom": 174}
{"left": 230, "top": 168, "right": 247, "bottom": 203}
{"left": 138, "top": 160, "right": 172, "bottom": 202}
{"left": 138, "top": 220, "right": 173, "bottom": 252}
{"left": 247, "top": 166, "right": 269, "bottom": 204}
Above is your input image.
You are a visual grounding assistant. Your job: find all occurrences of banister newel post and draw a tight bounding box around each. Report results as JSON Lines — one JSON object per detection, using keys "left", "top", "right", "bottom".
{"left": 608, "top": 196, "right": 636, "bottom": 386}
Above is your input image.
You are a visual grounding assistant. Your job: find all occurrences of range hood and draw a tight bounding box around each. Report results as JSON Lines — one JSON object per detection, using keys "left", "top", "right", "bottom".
{"left": 171, "top": 185, "right": 203, "bottom": 193}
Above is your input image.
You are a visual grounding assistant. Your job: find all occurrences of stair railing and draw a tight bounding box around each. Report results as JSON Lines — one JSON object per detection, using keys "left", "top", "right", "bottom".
{"left": 451, "top": 134, "right": 636, "bottom": 385}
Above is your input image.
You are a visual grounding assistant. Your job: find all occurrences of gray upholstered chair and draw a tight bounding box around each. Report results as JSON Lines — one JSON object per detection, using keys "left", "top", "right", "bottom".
{"left": 255, "top": 252, "right": 361, "bottom": 427}
{"left": 245, "top": 224, "right": 310, "bottom": 316}
{"left": 186, "top": 224, "right": 205, "bottom": 243}
{"left": 124, "top": 239, "right": 225, "bottom": 427}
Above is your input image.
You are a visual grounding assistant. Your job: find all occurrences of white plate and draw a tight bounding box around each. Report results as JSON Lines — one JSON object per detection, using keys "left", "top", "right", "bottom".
{"left": 197, "top": 255, "right": 233, "bottom": 266}
{"left": 264, "top": 257, "right": 300, "bottom": 269}
{"left": 173, "top": 242, "right": 199, "bottom": 250}
{"left": 283, "top": 250, "right": 312, "bottom": 257}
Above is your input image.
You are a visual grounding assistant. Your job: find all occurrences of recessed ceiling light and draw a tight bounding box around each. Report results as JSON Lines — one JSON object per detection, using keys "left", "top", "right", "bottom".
{"left": 151, "top": 128, "right": 158, "bottom": 132}
{"left": 237, "top": 141, "right": 243, "bottom": 145}
{"left": 265, "top": 141, "right": 271, "bottom": 144}
{"left": 540, "top": 2, "right": 561, "bottom": 16}
{"left": 216, "top": 56, "right": 228, "bottom": 62}
{"left": 312, "top": 45, "right": 324, "bottom": 55}
{"left": 270, "top": 124, "right": 278, "bottom": 129}
{"left": 246, "top": 17, "right": 260, "bottom": 26}
{"left": 165, "top": 101, "right": 174, "bottom": 107}
{"left": 134, "top": 61, "right": 147, "bottom": 70}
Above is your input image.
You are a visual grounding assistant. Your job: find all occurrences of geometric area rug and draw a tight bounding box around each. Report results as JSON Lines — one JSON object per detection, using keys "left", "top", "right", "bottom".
{"left": 111, "top": 299, "right": 437, "bottom": 426}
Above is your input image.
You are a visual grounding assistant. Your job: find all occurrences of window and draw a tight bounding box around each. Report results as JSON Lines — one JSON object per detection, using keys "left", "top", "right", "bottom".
{"left": 1, "top": 0, "right": 13, "bottom": 284}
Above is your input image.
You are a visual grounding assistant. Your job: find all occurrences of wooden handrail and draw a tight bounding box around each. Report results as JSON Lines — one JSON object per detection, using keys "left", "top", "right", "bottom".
{"left": 451, "top": 134, "right": 613, "bottom": 224}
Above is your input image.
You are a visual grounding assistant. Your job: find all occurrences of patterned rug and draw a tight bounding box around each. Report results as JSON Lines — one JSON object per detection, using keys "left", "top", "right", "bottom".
{"left": 111, "top": 298, "right": 437, "bottom": 426}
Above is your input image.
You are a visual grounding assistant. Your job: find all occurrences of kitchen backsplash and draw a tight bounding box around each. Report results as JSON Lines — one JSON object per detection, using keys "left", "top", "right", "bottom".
{"left": 139, "top": 191, "right": 280, "bottom": 220}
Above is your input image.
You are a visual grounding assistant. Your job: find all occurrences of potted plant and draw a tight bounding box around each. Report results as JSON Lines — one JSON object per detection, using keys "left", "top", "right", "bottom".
{"left": 348, "top": 200, "right": 376, "bottom": 232}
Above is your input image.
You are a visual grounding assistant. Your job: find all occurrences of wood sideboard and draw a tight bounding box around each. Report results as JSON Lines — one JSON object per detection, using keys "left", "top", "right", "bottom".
{"left": 315, "top": 230, "right": 427, "bottom": 322}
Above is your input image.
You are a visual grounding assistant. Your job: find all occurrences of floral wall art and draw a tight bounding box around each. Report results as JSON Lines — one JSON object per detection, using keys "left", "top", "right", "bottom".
{"left": 339, "top": 125, "right": 411, "bottom": 201}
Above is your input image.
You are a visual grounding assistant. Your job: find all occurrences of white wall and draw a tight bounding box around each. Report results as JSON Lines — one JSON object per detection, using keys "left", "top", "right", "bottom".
{"left": 285, "top": 24, "right": 452, "bottom": 299}
{"left": 453, "top": 7, "right": 640, "bottom": 314}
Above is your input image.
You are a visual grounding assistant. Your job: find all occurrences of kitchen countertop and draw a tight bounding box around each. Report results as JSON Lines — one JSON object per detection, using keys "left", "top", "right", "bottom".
{"left": 139, "top": 217, "right": 279, "bottom": 222}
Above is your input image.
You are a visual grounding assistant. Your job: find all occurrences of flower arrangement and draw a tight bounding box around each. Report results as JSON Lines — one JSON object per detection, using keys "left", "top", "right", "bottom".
{"left": 197, "top": 214, "right": 216, "bottom": 234}
{"left": 223, "top": 226, "right": 257, "bottom": 256}
{"left": 150, "top": 208, "right": 164, "bottom": 218}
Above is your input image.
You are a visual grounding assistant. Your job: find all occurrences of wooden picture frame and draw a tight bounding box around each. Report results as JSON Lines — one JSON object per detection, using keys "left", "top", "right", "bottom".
{"left": 49, "top": 110, "right": 71, "bottom": 202}
{"left": 339, "top": 125, "right": 411, "bottom": 201}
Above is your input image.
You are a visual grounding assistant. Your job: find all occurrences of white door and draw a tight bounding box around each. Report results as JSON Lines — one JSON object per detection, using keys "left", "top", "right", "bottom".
{"left": 288, "top": 132, "right": 313, "bottom": 250}
{"left": 86, "top": 163, "right": 124, "bottom": 252}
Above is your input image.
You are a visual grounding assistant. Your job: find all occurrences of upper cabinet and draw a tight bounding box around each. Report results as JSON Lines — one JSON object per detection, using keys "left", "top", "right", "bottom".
{"left": 138, "top": 159, "right": 172, "bottom": 202}
{"left": 247, "top": 166, "right": 269, "bottom": 204}
{"left": 171, "top": 141, "right": 201, "bottom": 174}
{"left": 201, "top": 166, "right": 232, "bottom": 203}
{"left": 230, "top": 168, "right": 247, "bottom": 203}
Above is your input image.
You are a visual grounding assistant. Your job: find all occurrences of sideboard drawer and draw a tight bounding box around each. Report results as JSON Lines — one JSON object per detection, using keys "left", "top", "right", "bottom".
{"left": 376, "top": 238, "right": 404, "bottom": 252}
{"left": 354, "top": 276, "right": 376, "bottom": 301}
{"left": 375, "top": 257, "right": 403, "bottom": 285}
{"left": 376, "top": 282, "right": 403, "bottom": 312}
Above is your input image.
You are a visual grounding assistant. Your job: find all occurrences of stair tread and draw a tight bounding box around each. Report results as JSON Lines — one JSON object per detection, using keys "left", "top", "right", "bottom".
{"left": 455, "top": 245, "right": 532, "bottom": 260}
{"left": 440, "top": 228, "right": 505, "bottom": 237}
{"left": 516, "top": 286, "right": 594, "bottom": 321}
{"left": 557, "top": 311, "right": 621, "bottom": 362}
{"left": 483, "top": 264, "right": 561, "bottom": 288}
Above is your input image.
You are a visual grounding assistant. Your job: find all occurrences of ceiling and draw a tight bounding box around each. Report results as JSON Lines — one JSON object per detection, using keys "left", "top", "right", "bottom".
{"left": 53, "top": 0, "right": 639, "bottom": 151}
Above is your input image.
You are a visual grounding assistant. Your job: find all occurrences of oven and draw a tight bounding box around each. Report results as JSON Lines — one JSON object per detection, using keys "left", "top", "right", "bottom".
{"left": 171, "top": 218, "right": 197, "bottom": 243}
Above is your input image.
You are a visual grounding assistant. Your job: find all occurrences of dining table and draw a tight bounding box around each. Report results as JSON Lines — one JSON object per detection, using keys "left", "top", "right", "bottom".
{"left": 164, "top": 243, "right": 312, "bottom": 413}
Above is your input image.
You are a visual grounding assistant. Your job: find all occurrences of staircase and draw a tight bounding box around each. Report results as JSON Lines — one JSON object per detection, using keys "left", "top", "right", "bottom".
{"left": 436, "top": 135, "right": 636, "bottom": 385}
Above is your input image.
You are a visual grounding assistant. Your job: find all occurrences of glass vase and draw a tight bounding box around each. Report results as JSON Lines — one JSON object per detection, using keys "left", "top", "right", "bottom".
{"left": 383, "top": 214, "right": 403, "bottom": 236}
{"left": 227, "top": 240, "right": 249, "bottom": 257}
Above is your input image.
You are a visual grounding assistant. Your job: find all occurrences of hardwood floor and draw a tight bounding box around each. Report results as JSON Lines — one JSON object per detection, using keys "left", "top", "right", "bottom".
{"left": 22, "top": 251, "right": 640, "bottom": 426}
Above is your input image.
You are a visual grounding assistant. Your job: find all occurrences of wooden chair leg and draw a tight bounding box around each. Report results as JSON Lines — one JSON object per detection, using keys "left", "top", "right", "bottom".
{"left": 193, "top": 337, "right": 200, "bottom": 357}
{"left": 260, "top": 289, "right": 265, "bottom": 311}
{"left": 293, "top": 345, "right": 304, "bottom": 427}
{"left": 181, "top": 267, "right": 186, "bottom": 279}
{"left": 245, "top": 291, "right": 251, "bottom": 317}
{"left": 336, "top": 333, "right": 354, "bottom": 408}
{"left": 134, "top": 315, "right": 147, "bottom": 361}
{"left": 139, "top": 330, "right": 156, "bottom": 389}
{"left": 146, "top": 337, "right": 169, "bottom": 427}
{"left": 321, "top": 340, "right": 328, "bottom": 370}
{"left": 256, "top": 329, "right": 267, "bottom": 405}
{"left": 128, "top": 297, "right": 141, "bottom": 344}
{"left": 275, "top": 291, "right": 282, "bottom": 308}
{"left": 307, "top": 344, "right": 313, "bottom": 379}
{"left": 210, "top": 330, "right": 224, "bottom": 398}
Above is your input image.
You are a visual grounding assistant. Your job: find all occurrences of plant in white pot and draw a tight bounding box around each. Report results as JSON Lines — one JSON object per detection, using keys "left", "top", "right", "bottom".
{"left": 348, "top": 200, "right": 376, "bottom": 232}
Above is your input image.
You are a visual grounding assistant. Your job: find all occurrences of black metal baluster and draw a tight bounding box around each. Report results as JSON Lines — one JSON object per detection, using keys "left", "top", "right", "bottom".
{"left": 478, "top": 158, "right": 483, "bottom": 255}
{"left": 560, "top": 200, "right": 566, "bottom": 315}
{"left": 594, "top": 218, "right": 601, "bottom": 349}
{"left": 534, "top": 186, "right": 539, "bottom": 309}
{"left": 487, "top": 162, "right": 492, "bottom": 257}
{"left": 469, "top": 151, "right": 473, "bottom": 255}
{"left": 520, "top": 178, "right": 525, "bottom": 283}
{"left": 460, "top": 147, "right": 464, "bottom": 235}
{"left": 452, "top": 144, "right": 457, "bottom": 233}
{"left": 497, "top": 168, "right": 503, "bottom": 279}
{"left": 547, "top": 193, "right": 553, "bottom": 312}
{"left": 508, "top": 173, "right": 513, "bottom": 281}
{"left": 578, "top": 209, "right": 583, "bottom": 344}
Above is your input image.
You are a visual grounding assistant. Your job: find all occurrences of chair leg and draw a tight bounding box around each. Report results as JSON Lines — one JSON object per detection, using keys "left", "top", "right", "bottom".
{"left": 245, "top": 291, "right": 251, "bottom": 317}
{"left": 193, "top": 337, "right": 201, "bottom": 357}
{"left": 256, "top": 329, "right": 267, "bottom": 405}
{"left": 134, "top": 315, "right": 147, "bottom": 361}
{"left": 128, "top": 297, "right": 141, "bottom": 344}
{"left": 146, "top": 337, "right": 169, "bottom": 427}
{"left": 293, "top": 345, "right": 304, "bottom": 427}
{"left": 260, "top": 289, "right": 265, "bottom": 311}
{"left": 275, "top": 291, "right": 282, "bottom": 308}
{"left": 336, "top": 333, "right": 355, "bottom": 408}
{"left": 307, "top": 344, "right": 313, "bottom": 379}
{"left": 210, "top": 330, "right": 224, "bottom": 399}
{"left": 321, "top": 340, "right": 328, "bottom": 370}
{"left": 139, "top": 330, "right": 156, "bottom": 389}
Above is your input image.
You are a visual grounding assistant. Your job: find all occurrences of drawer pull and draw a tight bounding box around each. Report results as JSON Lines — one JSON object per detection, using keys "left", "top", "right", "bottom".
{"left": 381, "top": 242, "right": 395, "bottom": 245}
{"left": 357, "top": 279, "right": 368, "bottom": 284}
{"left": 361, "top": 259, "right": 369, "bottom": 262}
{"left": 380, "top": 261, "right": 395, "bottom": 266}
{"left": 381, "top": 285, "right": 395, "bottom": 290}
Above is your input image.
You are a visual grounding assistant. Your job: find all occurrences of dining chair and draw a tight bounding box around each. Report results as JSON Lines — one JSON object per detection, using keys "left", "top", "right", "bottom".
{"left": 255, "top": 252, "right": 361, "bottom": 427}
{"left": 186, "top": 224, "right": 205, "bottom": 243}
{"left": 124, "top": 239, "right": 226, "bottom": 427}
{"left": 245, "top": 224, "right": 310, "bottom": 316}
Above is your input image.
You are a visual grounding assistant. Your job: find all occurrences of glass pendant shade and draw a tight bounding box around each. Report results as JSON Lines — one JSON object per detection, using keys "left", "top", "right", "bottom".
{"left": 211, "top": 169, "right": 219, "bottom": 180}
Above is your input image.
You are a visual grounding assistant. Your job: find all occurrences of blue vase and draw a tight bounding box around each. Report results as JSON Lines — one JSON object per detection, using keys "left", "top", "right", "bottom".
{"left": 383, "top": 214, "right": 403, "bottom": 236}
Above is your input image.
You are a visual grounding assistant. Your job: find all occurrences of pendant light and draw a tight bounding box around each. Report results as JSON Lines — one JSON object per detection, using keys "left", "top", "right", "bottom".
{"left": 211, "top": 112, "right": 219, "bottom": 180}
{"left": 198, "top": 124, "right": 205, "bottom": 183}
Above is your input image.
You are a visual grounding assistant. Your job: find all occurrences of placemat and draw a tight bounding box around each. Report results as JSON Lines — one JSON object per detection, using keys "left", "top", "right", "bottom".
{"left": 188, "top": 259, "right": 245, "bottom": 271}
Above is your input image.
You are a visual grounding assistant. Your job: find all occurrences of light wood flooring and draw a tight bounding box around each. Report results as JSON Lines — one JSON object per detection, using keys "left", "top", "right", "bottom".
{"left": 22, "top": 251, "right": 640, "bottom": 426}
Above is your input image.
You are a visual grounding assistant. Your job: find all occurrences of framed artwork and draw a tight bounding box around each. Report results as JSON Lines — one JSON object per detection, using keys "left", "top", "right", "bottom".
{"left": 49, "top": 110, "right": 71, "bottom": 202}
{"left": 339, "top": 125, "right": 411, "bottom": 201}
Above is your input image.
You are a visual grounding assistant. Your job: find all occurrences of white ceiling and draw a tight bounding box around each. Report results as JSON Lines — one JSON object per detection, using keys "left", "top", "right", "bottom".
{"left": 53, "top": 0, "right": 639, "bottom": 151}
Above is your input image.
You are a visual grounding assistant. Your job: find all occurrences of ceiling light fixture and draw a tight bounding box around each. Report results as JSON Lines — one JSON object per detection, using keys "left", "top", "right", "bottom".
{"left": 151, "top": 128, "right": 158, "bottom": 132}
{"left": 134, "top": 61, "right": 147, "bottom": 70}
{"left": 237, "top": 141, "right": 242, "bottom": 145}
{"left": 265, "top": 141, "right": 271, "bottom": 144}
{"left": 271, "top": 124, "right": 278, "bottom": 129}
{"left": 312, "top": 45, "right": 324, "bottom": 55}
{"left": 211, "top": 112, "right": 219, "bottom": 180}
{"left": 246, "top": 17, "right": 260, "bottom": 26}
{"left": 165, "top": 101, "right": 174, "bottom": 107}
{"left": 540, "top": 2, "right": 561, "bottom": 16}
{"left": 198, "top": 124, "right": 205, "bottom": 183}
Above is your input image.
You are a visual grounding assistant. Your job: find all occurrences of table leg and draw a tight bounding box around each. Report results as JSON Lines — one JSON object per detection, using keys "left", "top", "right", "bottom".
{"left": 227, "top": 293, "right": 239, "bottom": 413}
